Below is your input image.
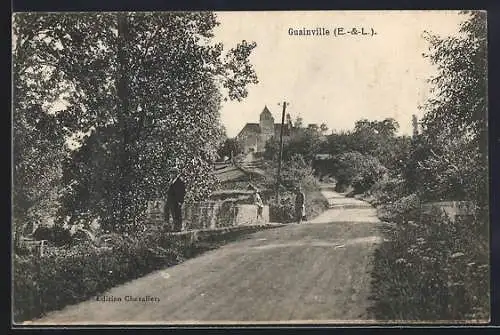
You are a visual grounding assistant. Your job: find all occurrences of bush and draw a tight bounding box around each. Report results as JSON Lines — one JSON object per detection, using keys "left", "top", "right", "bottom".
{"left": 269, "top": 189, "right": 329, "bottom": 223}
{"left": 332, "top": 152, "right": 387, "bottom": 194}
{"left": 377, "top": 193, "right": 421, "bottom": 224}
{"left": 369, "top": 209, "right": 489, "bottom": 321}
{"left": 364, "top": 177, "right": 407, "bottom": 206}
{"left": 13, "top": 229, "right": 191, "bottom": 323}
{"left": 13, "top": 223, "right": 282, "bottom": 323}
{"left": 264, "top": 153, "right": 328, "bottom": 223}
{"left": 32, "top": 225, "right": 73, "bottom": 247}
{"left": 269, "top": 192, "right": 296, "bottom": 223}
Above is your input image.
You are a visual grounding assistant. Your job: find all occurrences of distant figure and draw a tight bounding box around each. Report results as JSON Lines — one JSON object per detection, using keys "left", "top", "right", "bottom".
{"left": 295, "top": 186, "right": 306, "bottom": 224}
{"left": 253, "top": 189, "right": 264, "bottom": 221}
{"left": 164, "top": 167, "right": 186, "bottom": 232}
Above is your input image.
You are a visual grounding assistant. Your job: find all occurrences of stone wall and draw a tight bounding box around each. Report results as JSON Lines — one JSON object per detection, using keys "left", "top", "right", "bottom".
{"left": 146, "top": 199, "right": 270, "bottom": 230}
{"left": 421, "top": 201, "right": 476, "bottom": 222}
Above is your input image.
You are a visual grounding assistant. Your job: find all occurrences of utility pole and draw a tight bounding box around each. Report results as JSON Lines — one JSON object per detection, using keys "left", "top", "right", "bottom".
{"left": 276, "top": 101, "right": 288, "bottom": 203}
{"left": 412, "top": 114, "right": 419, "bottom": 138}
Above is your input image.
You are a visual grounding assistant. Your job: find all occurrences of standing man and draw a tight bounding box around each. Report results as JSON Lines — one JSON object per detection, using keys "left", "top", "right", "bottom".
{"left": 295, "top": 185, "right": 306, "bottom": 224}
{"left": 164, "top": 167, "right": 186, "bottom": 232}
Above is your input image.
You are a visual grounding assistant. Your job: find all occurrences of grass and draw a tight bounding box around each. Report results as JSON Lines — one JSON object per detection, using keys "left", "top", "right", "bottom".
{"left": 305, "top": 188, "right": 330, "bottom": 220}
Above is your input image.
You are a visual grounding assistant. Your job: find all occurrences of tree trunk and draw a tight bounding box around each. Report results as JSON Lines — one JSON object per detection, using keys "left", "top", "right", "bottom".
{"left": 116, "top": 13, "right": 133, "bottom": 230}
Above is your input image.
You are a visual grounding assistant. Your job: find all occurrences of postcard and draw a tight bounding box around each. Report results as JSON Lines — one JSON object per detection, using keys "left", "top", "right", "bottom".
{"left": 12, "top": 10, "right": 489, "bottom": 325}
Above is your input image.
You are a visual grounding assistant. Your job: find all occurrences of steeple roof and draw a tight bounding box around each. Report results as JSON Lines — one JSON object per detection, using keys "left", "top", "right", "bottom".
{"left": 260, "top": 105, "right": 273, "bottom": 120}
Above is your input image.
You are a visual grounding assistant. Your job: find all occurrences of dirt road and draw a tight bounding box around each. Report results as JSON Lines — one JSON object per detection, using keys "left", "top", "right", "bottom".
{"left": 28, "top": 187, "right": 385, "bottom": 325}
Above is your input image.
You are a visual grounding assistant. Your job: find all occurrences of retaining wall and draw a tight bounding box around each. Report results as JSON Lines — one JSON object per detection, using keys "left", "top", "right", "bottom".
{"left": 421, "top": 201, "right": 476, "bottom": 222}
{"left": 146, "top": 200, "right": 269, "bottom": 230}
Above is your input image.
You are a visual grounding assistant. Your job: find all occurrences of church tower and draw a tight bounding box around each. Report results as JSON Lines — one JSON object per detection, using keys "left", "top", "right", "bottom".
{"left": 259, "top": 105, "right": 274, "bottom": 136}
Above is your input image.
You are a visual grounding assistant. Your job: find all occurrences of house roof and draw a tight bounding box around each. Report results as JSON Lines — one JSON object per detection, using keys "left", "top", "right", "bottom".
{"left": 211, "top": 163, "right": 267, "bottom": 183}
{"left": 236, "top": 122, "right": 294, "bottom": 138}
{"left": 212, "top": 165, "right": 248, "bottom": 182}
{"left": 236, "top": 123, "right": 260, "bottom": 138}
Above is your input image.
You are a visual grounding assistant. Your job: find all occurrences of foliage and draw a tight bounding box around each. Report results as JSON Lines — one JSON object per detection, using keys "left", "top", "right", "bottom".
{"left": 264, "top": 154, "right": 328, "bottom": 223}
{"left": 12, "top": 103, "right": 68, "bottom": 236}
{"left": 217, "top": 137, "right": 244, "bottom": 160}
{"left": 319, "top": 122, "right": 329, "bottom": 134}
{"left": 32, "top": 225, "right": 73, "bottom": 247}
{"left": 364, "top": 177, "right": 406, "bottom": 205}
{"left": 269, "top": 194, "right": 296, "bottom": 223}
{"left": 403, "top": 133, "right": 483, "bottom": 202}
{"left": 13, "top": 12, "right": 258, "bottom": 232}
{"left": 354, "top": 118, "right": 399, "bottom": 137}
{"left": 264, "top": 128, "right": 325, "bottom": 163}
{"left": 13, "top": 233, "right": 182, "bottom": 323}
{"left": 269, "top": 189, "right": 328, "bottom": 223}
{"left": 263, "top": 154, "right": 318, "bottom": 193}
{"left": 294, "top": 116, "right": 304, "bottom": 129}
{"left": 13, "top": 224, "right": 280, "bottom": 323}
{"left": 319, "top": 118, "right": 412, "bottom": 179}
{"left": 368, "top": 12, "right": 489, "bottom": 322}
{"left": 417, "top": 10, "right": 487, "bottom": 205}
{"left": 376, "top": 193, "right": 421, "bottom": 224}
{"left": 331, "top": 151, "right": 387, "bottom": 194}
{"left": 369, "top": 210, "right": 489, "bottom": 321}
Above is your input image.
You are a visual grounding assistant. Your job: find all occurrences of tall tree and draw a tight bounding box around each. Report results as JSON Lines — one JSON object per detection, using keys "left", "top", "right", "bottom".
{"left": 13, "top": 12, "right": 258, "bottom": 232}
{"left": 417, "top": 11, "right": 487, "bottom": 205}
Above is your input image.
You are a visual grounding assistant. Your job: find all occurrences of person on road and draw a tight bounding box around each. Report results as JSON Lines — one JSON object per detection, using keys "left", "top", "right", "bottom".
{"left": 295, "top": 186, "right": 306, "bottom": 224}
{"left": 164, "top": 167, "right": 186, "bottom": 232}
{"left": 253, "top": 189, "right": 264, "bottom": 221}
{"left": 248, "top": 183, "right": 264, "bottom": 221}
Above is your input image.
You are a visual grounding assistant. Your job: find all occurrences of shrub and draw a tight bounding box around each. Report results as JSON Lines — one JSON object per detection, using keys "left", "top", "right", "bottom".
{"left": 32, "top": 225, "right": 73, "bottom": 247}
{"left": 332, "top": 152, "right": 387, "bottom": 194}
{"left": 269, "top": 189, "right": 329, "bottom": 223}
{"left": 269, "top": 192, "right": 296, "bottom": 223}
{"left": 13, "top": 229, "right": 187, "bottom": 323}
{"left": 369, "top": 208, "right": 489, "bottom": 321}
{"left": 365, "top": 177, "right": 407, "bottom": 206}
{"left": 13, "top": 223, "right": 281, "bottom": 323}
{"left": 377, "top": 193, "right": 421, "bottom": 224}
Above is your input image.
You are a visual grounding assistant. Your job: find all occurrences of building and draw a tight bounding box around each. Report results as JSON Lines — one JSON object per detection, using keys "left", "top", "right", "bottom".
{"left": 236, "top": 106, "right": 294, "bottom": 154}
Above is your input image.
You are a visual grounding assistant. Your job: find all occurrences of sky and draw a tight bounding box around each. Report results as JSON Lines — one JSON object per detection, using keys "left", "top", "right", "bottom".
{"left": 212, "top": 11, "right": 466, "bottom": 137}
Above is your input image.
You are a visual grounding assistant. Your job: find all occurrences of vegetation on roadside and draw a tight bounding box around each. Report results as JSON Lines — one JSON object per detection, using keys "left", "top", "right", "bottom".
{"left": 261, "top": 153, "right": 329, "bottom": 223}
{"left": 365, "top": 11, "right": 488, "bottom": 321}
{"left": 13, "top": 224, "right": 279, "bottom": 323}
{"left": 369, "top": 209, "right": 489, "bottom": 321}
{"left": 263, "top": 11, "right": 488, "bottom": 321}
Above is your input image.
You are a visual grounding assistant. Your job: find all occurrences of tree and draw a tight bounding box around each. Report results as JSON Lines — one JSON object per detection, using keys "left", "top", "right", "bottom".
{"left": 13, "top": 12, "right": 259, "bottom": 232}
{"left": 320, "top": 123, "right": 328, "bottom": 134}
{"left": 417, "top": 11, "right": 487, "bottom": 206}
{"left": 263, "top": 128, "right": 322, "bottom": 164}
{"left": 307, "top": 124, "right": 319, "bottom": 132}
{"left": 264, "top": 154, "right": 317, "bottom": 193}
{"left": 217, "top": 138, "right": 244, "bottom": 160}
{"left": 12, "top": 103, "right": 68, "bottom": 236}
{"left": 333, "top": 151, "right": 387, "bottom": 193}
{"left": 354, "top": 118, "right": 399, "bottom": 137}
{"left": 294, "top": 116, "right": 304, "bottom": 129}
{"left": 321, "top": 118, "right": 406, "bottom": 173}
